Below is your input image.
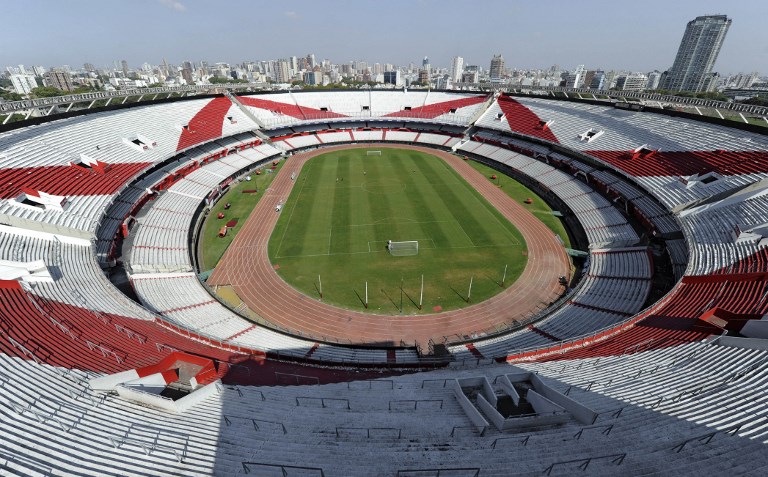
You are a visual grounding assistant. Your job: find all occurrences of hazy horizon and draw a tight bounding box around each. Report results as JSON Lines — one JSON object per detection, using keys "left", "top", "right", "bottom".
{"left": 2, "top": 0, "right": 766, "bottom": 75}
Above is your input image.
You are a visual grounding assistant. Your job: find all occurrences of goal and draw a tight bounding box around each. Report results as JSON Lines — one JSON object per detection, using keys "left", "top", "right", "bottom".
{"left": 366, "top": 150, "right": 382, "bottom": 156}
{"left": 387, "top": 240, "right": 418, "bottom": 256}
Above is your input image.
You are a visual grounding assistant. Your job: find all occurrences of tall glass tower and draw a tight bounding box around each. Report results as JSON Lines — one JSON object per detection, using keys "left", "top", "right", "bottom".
{"left": 662, "top": 15, "right": 731, "bottom": 92}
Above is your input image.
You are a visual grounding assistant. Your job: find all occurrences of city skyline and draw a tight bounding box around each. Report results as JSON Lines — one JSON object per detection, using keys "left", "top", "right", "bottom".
{"left": 1, "top": 0, "right": 767, "bottom": 74}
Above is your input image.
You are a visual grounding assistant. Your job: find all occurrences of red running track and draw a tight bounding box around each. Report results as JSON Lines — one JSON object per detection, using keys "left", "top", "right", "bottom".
{"left": 208, "top": 145, "right": 570, "bottom": 346}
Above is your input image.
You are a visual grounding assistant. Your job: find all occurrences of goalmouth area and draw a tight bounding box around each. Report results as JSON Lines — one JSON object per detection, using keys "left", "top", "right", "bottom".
{"left": 207, "top": 145, "right": 571, "bottom": 345}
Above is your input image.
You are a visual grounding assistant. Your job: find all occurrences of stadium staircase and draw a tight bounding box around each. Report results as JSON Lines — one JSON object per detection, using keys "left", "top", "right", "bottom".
{"left": 467, "top": 92, "right": 498, "bottom": 126}
{"left": 222, "top": 91, "right": 271, "bottom": 142}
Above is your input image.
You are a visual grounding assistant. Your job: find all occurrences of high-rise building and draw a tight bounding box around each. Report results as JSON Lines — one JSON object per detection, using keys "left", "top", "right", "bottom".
{"left": 461, "top": 70, "right": 479, "bottom": 84}
{"left": 661, "top": 15, "right": 731, "bottom": 92}
{"left": 589, "top": 70, "right": 606, "bottom": 90}
{"left": 121, "top": 60, "right": 129, "bottom": 77}
{"left": 161, "top": 58, "right": 170, "bottom": 77}
{"left": 450, "top": 56, "right": 464, "bottom": 84}
{"left": 729, "top": 72, "right": 759, "bottom": 89}
{"left": 606, "top": 71, "right": 625, "bottom": 90}
{"left": 616, "top": 73, "right": 649, "bottom": 91}
{"left": 43, "top": 70, "right": 74, "bottom": 91}
{"left": 383, "top": 71, "right": 401, "bottom": 86}
{"left": 303, "top": 70, "right": 322, "bottom": 85}
{"left": 565, "top": 65, "right": 586, "bottom": 88}
{"left": 422, "top": 56, "right": 430, "bottom": 74}
{"left": 489, "top": 55, "right": 505, "bottom": 82}
{"left": 582, "top": 70, "right": 597, "bottom": 89}
{"left": 275, "top": 59, "right": 291, "bottom": 83}
{"left": 418, "top": 69, "right": 430, "bottom": 85}
{"left": 10, "top": 74, "right": 38, "bottom": 95}
{"left": 646, "top": 70, "right": 662, "bottom": 90}
{"left": 181, "top": 68, "right": 194, "bottom": 84}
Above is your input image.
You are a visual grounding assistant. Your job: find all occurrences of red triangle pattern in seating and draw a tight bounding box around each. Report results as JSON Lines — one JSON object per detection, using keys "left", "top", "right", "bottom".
{"left": 586, "top": 150, "right": 768, "bottom": 177}
{"left": 0, "top": 282, "right": 235, "bottom": 375}
{"left": 0, "top": 282, "right": 411, "bottom": 385}
{"left": 497, "top": 96, "right": 559, "bottom": 143}
{"left": 0, "top": 162, "right": 151, "bottom": 199}
{"left": 383, "top": 95, "right": 488, "bottom": 119}
{"left": 176, "top": 96, "right": 234, "bottom": 152}
{"left": 527, "top": 271, "right": 768, "bottom": 361}
{"left": 237, "top": 96, "right": 347, "bottom": 120}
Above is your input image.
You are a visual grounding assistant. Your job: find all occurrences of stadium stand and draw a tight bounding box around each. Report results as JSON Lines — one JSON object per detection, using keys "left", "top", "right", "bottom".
{"left": 1, "top": 337, "right": 767, "bottom": 475}
{"left": 0, "top": 90, "right": 768, "bottom": 475}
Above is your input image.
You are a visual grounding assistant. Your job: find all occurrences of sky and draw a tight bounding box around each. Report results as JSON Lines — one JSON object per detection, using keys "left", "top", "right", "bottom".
{"left": 1, "top": 0, "right": 766, "bottom": 74}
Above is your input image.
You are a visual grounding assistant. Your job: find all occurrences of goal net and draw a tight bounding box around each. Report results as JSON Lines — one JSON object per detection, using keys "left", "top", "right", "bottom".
{"left": 366, "top": 150, "right": 382, "bottom": 156}
{"left": 388, "top": 240, "right": 418, "bottom": 256}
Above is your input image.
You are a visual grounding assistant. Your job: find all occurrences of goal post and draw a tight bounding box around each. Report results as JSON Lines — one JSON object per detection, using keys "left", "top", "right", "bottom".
{"left": 387, "top": 240, "right": 418, "bottom": 256}
{"left": 366, "top": 150, "right": 382, "bottom": 156}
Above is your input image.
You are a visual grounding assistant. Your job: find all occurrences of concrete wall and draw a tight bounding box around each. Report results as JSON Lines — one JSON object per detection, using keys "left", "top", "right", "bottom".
{"left": 531, "top": 374, "right": 598, "bottom": 424}
{"left": 89, "top": 369, "right": 139, "bottom": 391}
{"left": 740, "top": 320, "right": 768, "bottom": 340}
{"left": 451, "top": 380, "right": 489, "bottom": 432}
{"left": 718, "top": 334, "right": 768, "bottom": 351}
{"left": 117, "top": 385, "right": 177, "bottom": 413}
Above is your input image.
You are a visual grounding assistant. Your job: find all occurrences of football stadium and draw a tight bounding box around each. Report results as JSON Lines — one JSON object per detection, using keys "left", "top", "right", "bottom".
{"left": 2, "top": 7, "right": 768, "bottom": 475}
{"left": 2, "top": 86, "right": 768, "bottom": 475}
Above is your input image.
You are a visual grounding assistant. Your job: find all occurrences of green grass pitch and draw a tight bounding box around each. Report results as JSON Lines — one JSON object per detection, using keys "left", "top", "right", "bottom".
{"left": 199, "top": 161, "right": 284, "bottom": 271}
{"left": 267, "top": 148, "right": 529, "bottom": 314}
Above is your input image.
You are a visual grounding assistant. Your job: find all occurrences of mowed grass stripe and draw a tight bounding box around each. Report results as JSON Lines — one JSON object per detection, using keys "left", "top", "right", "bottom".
{"left": 276, "top": 157, "right": 337, "bottom": 257}
{"left": 434, "top": 158, "right": 523, "bottom": 246}
{"left": 350, "top": 157, "right": 376, "bottom": 253}
{"left": 330, "top": 154, "right": 354, "bottom": 254}
{"left": 412, "top": 157, "right": 485, "bottom": 246}
{"left": 416, "top": 157, "right": 499, "bottom": 247}
{"left": 382, "top": 154, "right": 434, "bottom": 245}
{"left": 396, "top": 154, "right": 456, "bottom": 248}
{"left": 364, "top": 155, "right": 401, "bottom": 246}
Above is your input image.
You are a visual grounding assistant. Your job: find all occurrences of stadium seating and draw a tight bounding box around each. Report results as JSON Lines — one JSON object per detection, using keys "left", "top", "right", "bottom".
{"left": 475, "top": 95, "right": 768, "bottom": 210}
{"left": 1, "top": 90, "right": 768, "bottom": 476}
{"left": 1, "top": 336, "right": 767, "bottom": 475}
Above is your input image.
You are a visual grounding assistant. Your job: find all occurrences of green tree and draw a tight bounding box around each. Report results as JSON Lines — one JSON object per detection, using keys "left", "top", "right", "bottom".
{"left": 1, "top": 90, "right": 23, "bottom": 101}
{"left": 742, "top": 96, "right": 768, "bottom": 107}
{"left": 209, "top": 77, "right": 248, "bottom": 84}
{"left": 30, "top": 86, "right": 66, "bottom": 98}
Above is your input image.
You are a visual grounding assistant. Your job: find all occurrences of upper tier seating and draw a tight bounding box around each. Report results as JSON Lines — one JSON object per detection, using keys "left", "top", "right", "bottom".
{"left": 0, "top": 98, "right": 258, "bottom": 237}
{"left": 474, "top": 96, "right": 768, "bottom": 210}
{"left": 236, "top": 91, "right": 488, "bottom": 128}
